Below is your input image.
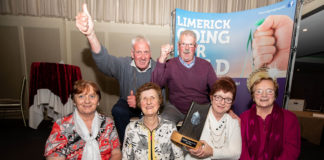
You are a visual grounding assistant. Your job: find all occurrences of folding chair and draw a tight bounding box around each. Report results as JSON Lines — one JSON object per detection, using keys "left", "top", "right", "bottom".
{"left": 0, "top": 76, "right": 27, "bottom": 126}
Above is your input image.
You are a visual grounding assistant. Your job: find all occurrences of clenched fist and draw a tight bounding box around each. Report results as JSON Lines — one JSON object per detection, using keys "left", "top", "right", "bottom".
{"left": 252, "top": 15, "right": 293, "bottom": 70}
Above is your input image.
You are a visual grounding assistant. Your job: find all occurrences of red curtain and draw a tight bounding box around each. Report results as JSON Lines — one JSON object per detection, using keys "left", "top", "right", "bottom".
{"left": 29, "top": 62, "right": 82, "bottom": 107}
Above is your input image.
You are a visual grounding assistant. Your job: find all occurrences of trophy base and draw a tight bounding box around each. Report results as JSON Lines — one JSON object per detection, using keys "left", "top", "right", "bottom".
{"left": 171, "top": 131, "right": 202, "bottom": 149}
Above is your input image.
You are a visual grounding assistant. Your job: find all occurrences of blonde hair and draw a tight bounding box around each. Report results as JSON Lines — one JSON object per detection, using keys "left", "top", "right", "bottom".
{"left": 247, "top": 67, "right": 279, "bottom": 98}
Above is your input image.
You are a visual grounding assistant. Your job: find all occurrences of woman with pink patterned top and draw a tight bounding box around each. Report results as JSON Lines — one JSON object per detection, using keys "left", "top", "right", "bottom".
{"left": 44, "top": 80, "right": 121, "bottom": 160}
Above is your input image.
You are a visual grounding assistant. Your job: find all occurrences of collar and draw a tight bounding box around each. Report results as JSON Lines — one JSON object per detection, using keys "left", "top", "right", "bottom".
{"left": 131, "top": 59, "right": 152, "bottom": 73}
{"left": 138, "top": 116, "right": 162, "bottom": 130}
{"left": 179, "top": 56, "right": 196, "bottom": 68}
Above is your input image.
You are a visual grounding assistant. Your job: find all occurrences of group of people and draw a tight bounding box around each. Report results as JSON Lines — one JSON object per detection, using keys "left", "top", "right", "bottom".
{"left": 44, "top": 4, "right": 300, "bottom": 160}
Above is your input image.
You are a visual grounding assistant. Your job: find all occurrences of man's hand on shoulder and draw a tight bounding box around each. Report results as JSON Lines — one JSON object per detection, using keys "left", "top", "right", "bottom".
{"left": 228, "top": 110, "right": 241, "bottom": 126}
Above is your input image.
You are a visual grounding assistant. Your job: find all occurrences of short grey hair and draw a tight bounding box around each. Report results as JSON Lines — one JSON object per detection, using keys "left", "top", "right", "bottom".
{"left": 131, "top": 35, "right": 150, "bottom": 50}
{"left": 179, "top": 30, "right": 197, "bottom": 42}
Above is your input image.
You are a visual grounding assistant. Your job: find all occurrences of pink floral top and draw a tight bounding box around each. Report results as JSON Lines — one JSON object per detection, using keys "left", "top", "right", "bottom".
{"left": 44, "top": 113, "right": 120, "bottom": 160}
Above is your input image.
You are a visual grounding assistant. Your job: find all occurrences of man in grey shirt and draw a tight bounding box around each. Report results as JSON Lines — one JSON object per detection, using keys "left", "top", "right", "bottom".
{"left": 76, "top": 4, "right": 156, "bottom": 144}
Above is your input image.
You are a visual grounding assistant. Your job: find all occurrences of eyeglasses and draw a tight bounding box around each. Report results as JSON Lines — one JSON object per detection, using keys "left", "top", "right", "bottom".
{"left": 179, "top": 43, "right": 196, "bottom": 48}
{"left": 213, "top": 95, "right": 233, "bottom": 104}
{"left": 254, "top": 89, "right": 275, "bottom": 95}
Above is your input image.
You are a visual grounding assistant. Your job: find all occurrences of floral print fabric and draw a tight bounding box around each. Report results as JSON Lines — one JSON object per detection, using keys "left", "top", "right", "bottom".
{"left": 44, "top": 113, "right": 120, "bottom": 160}
{"left": 122, "top": 116, "right": 184, "bottom": 160}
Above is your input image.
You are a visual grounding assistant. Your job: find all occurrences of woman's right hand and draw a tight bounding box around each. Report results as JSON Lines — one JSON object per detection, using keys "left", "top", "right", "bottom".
{"left": 188, "top": 140, "right": 213, "bottom": 158}
{"left": 46, "top": 156, "right": 66, "bottom": 160}
{"left": 75, "top": 3, "right": 94, "bottom": 37}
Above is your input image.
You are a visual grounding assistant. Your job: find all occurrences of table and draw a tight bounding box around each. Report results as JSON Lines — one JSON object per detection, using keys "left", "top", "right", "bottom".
{"left": 28, "top": 62, "right": 82, "bottom": 129}
{"left": 291, "top": 110, "right": 324, "bottom": 145}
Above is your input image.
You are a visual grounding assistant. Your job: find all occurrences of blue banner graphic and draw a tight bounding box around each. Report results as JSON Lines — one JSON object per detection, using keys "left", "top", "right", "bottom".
{"left": 173, "top": 0, "right": 297, "bottom": 114}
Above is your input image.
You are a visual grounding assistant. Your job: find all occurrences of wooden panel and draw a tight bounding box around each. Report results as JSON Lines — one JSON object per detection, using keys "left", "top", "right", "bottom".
{"left": 0, "top": 26, "right": 22, "bottom": 98}
{"left": 24, "top": 27, "right": 61, "bottom": 74}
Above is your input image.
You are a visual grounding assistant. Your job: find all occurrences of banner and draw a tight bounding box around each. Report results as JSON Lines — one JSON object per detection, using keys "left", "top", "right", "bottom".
{"left": 173, "top": 0, "right": 298, "bottom": 115}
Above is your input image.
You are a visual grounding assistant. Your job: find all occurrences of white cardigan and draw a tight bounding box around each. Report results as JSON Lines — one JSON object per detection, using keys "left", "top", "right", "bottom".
{"left": 185, "top": 108, "right": 242, "bottom": 160}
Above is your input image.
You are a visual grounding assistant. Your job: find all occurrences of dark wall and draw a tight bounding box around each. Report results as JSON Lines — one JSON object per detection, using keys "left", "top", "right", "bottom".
{"left": 290, "top": 62, "right": 324, "bottom": 111}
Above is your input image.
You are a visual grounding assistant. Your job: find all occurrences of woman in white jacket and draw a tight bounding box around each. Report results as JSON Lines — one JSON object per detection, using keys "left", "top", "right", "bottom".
{"left": 185, "top": 77, "right": 242, "bottom": 160}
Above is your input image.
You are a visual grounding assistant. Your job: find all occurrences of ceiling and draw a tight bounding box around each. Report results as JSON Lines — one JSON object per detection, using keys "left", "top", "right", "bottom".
{"left": 296, "top": 0, "right": 324, "bottom": 64}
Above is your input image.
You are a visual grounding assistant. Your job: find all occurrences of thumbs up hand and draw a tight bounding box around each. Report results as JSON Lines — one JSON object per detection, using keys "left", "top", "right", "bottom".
{"left": 127, "top": 90, "right": 136, "bottom": 108}
{"left": 75, "top": 3, "right": 94, "bottom": 37}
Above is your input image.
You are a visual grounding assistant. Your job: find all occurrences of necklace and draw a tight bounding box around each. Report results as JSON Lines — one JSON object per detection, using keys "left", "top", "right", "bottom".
{"left": 208, "top": 114, "right": 227, "bottom": 149}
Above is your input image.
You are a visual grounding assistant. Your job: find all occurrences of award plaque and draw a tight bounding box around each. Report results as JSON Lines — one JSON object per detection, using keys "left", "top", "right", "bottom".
{"left": 171, "top": 102, "right": 210, "bottom": 149}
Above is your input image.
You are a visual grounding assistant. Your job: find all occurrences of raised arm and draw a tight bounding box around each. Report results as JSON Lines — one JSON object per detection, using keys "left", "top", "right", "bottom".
{"left": 158, "top": 44, "right": 173, "bottom": 64}
{"left": 151, "top": 44, "right": 173, "bottom": 87}
{"left": 75, "top": 3, "right": 101, "bottom": 53}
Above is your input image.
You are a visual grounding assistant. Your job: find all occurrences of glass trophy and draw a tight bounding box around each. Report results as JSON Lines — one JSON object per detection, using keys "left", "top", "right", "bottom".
{"left": 171, "top": 102, "right": 210, "bottom": 149}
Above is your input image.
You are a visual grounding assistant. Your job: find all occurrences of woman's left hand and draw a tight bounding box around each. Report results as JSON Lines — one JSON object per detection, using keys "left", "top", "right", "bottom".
{"left": 188, "top": 140, "right": 213, "bottom": 158}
